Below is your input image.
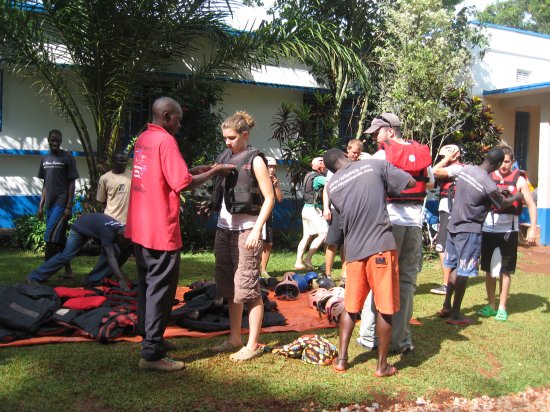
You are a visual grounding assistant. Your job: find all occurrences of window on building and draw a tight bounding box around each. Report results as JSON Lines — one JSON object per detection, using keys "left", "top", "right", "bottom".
{"left": 516, "top": 69, "right": 530, "bottom": 84}
{"left": 514, "top": 111, "right": 529, "bottom": 170}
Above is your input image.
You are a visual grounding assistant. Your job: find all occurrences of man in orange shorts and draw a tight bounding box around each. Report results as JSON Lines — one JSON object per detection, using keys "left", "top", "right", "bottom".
{"left": 323, "top": 148, "right": 415, "bottom": 377}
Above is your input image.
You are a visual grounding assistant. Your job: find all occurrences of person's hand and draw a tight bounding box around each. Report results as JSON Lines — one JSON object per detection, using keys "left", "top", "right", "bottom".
{"left": 512, "top": 192, "right": 524, "bottom": 202}
{"left": 116, "top": 273, "right": 130, "bottom": 291}
{"left": 245, "top": 229, "right": 262, "bottom": 250}
{"left": 323, "top": 208, "right": 332, "bottom": 222}
{"left": 526, "top": 227, "right": 537, "bottom": 244}
{"left": 63, "top": 207, "right": 72, "bottom": 219}
{"left": 37, "top": 209, "right": 44, "bottom": 220}
{"left": 212, "top": 163, "right": 236, "bottom": 177}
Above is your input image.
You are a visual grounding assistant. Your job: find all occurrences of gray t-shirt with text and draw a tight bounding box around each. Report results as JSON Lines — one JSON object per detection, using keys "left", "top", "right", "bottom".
{"left": 448, "top": 165, "right": 504, "bottom": 234}
{"left": 327, "top": 159, "right": 412, "bottom": 262}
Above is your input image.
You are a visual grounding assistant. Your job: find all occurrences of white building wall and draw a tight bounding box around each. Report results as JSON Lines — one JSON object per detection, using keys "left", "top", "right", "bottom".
{"left": 472, "top": 25, "right": 550, "bottom": 96}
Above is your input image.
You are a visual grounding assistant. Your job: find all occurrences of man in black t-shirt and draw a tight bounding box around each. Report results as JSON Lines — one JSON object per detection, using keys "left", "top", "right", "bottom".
{"left": 27, "top": 213, "right": 130, "bottom": 290}
{"left": 37, "top": 129, "right": 80, "bottom": 278}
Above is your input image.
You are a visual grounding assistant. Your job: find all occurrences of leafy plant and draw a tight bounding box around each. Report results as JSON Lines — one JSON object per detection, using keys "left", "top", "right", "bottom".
{"left": 271, "top": 93, "right": 339, "bottom": 195}
{"left": 438, "top": 87, "right": 502, "bottom": 165}
{"left": 12, "top": 215, "right": 46, "bottom": 252}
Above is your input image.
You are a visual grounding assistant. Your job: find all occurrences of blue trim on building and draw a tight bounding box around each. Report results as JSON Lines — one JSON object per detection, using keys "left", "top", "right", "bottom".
{"left": 0, "top": 149, "right": 88, "bottom": 157}
{"left": 538, "top": 208, "right": 550, "bottom": 246}
{"left": 0, "top": 195, "right": 86, "bottom": 229}
{"left": 483, "top": 82, "right": 550, "bottom": 96}
{"left": 0, "top": 195, "right": 41, "bottom": 228}
{"left": 470, "top": 21, "right": 550, "bottom": 40}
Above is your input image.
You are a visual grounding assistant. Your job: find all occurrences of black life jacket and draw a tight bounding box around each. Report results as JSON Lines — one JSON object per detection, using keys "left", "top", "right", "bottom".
{"left": 379, "top": 139, "right": 432, "bottom": 203}
{"left": 0, "top": 284, "right": 59, "bottom": 333}
{"left": 212, "top": 147, "right": 266, "bottom": 215}
{"left": 490, "top": 169, "right": 524, "bottom": 215}
{"left": 303, "top": 171, "right": 323, "bottom": 205}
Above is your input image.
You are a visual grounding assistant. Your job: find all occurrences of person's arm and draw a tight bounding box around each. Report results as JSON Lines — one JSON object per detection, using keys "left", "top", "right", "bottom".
{"left": 518, "top": 179, "right": 538, "bottom": 243}
{"left": 433, "top": 147, "right": 460, "bottom": 178}
{"left": 63, "top": 179, "right": 76, "bottom": 219}
{"left": 271, "top": 175, "right": 283, "bottom": 203}
{"left": 426, "top": 166, "right": 435, "bottom": 190}
{"left": 245, "top": 156, "right": 275, "bottom": 250}
{"left": 184, "top": 164, "right": 235, "bottom": 191}
{"left": 38, "top": 184, "right": 46, "bottom": 220}
{"left": 96, "top": 176, "right": 107, "bottom": 212}
{"left": 322, "top": 185, "right": 332, "bottom": 221}
{"left": 103, "top": 245, "right": 130, "bottom": 291}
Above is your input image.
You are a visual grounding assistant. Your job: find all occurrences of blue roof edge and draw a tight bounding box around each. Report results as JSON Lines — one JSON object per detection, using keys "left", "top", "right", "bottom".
{"left": 483, "top": 82, "right": 550, "bottom": 95}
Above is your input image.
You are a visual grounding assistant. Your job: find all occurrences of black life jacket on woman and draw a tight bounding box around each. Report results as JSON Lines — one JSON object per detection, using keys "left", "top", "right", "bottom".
{"left": 212, "top": 146, "right": 266, "bottom": 215}
{"left": 490, "top": 168, "right": 524, "bottom": 215}
{"left": 379, "top": 139, "right": 432, "bottom": 203}
{"left": 303, "top": 171, "right": 323, "bottom": 205}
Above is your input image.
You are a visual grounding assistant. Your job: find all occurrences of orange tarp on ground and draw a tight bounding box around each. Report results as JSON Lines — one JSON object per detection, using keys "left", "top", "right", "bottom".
{"left": 1, "top": 286, "right": 334, "bottom": 347}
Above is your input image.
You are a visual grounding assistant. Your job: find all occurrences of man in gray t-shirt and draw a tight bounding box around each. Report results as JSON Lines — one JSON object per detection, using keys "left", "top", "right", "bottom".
{"left": 440, "top": 147, "right": 523, "bottom": 325}
{"left": 324, "top": 148, "right": 414, "bottom": 377}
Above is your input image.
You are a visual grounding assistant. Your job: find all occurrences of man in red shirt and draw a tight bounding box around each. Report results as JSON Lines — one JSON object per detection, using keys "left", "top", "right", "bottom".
{"left": 126, "top": 96, "right": 233, "bottom": 371}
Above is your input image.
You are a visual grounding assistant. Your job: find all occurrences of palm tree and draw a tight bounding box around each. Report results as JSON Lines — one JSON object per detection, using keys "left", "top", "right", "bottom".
{"left": 0, "top": 1, "right": 369, "bottom": 191}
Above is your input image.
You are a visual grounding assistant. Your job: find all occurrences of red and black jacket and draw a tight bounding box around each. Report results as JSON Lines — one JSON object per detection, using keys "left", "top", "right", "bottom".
{"left": 379, "top": 139, "right": 432, "bottom": 203}
{"left": 490, "top": 169, "right": 524, "bottom": 215}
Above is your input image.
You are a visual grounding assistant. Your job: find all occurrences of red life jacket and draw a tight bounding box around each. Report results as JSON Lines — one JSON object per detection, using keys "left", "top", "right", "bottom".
{"left": 379, "top": 139, "right": 432, "bottom": 203}
{"left": 490, "top": 168, "right": 524, "bottom": 215}
{"left": 437, "top": 162, "right": 463, "bottom": 197}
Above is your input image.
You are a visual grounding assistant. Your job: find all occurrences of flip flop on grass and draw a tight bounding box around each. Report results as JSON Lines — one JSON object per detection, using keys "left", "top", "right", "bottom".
{"left": 477, "top": 305, "right": 497, "bottom": 317}
{"left": 495, "top": 309, "right": 508, "bottom": 321}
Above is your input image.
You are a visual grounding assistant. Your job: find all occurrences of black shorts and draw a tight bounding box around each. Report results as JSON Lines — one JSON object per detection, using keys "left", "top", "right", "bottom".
{"left": 480, "top": 231, "right": 518, "bottom": 274}
{"left": 434, "top": 210, "right": 450, "bottom": 253}
{"left": 325, "top": 208, "right": 344, "bottom": 246}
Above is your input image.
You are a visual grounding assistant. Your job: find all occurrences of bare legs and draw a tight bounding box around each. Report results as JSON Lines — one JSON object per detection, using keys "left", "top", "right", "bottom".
{"left": 335, "top": 310, "right": 396, "bottom": 377}
{"left": 442, "top": 269, "right": 469, "bottom": 321}
{"left": 227, "top": 296, "right": 263, "bottom": 351}
{"left": 261, "top": 243, "right": 272, "bottom": 273}
{"left": 484, "top": 272, "right": 511, "bottom": 311}
{"left": 295, "top": 233, "right": 327, "bottom": 269}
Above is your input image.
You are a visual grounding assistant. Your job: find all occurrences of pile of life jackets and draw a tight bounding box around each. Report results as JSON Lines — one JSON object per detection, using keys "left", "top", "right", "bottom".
{"left": 0, "top": 280, "right": 138, "bottom": 344}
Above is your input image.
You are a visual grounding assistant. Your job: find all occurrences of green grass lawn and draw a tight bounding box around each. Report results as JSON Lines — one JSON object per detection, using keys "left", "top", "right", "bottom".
{"left": 1, "top": 248, "right": 549, "bottom": 411}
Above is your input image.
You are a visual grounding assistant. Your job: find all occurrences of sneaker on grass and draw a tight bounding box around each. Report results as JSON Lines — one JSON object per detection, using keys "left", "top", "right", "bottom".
{"left": 139, "top": 357, "right": 185, "bottom": 372}
{"left": 430, "top": 285, "right": 447, "bottom": 295}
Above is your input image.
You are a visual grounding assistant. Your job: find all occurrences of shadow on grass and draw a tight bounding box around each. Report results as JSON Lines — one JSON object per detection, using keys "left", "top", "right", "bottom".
{"left": 462, "top": 292, "right": 550, "bottom": 316}
{"left": 416, "top": 276, "right": 485, "bottom": 297}
{"left": 390, "top": 315, "right": 473, "bottom": 370}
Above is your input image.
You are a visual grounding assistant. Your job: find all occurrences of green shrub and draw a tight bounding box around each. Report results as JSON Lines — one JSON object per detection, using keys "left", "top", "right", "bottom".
{"left": 13, "top": 215, "right": 46, "bottom": 252}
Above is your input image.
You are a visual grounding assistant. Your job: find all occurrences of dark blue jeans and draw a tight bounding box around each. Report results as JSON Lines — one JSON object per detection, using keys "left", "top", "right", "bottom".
{"left": 28, "top": 230, "right": 123, "bottom": 283}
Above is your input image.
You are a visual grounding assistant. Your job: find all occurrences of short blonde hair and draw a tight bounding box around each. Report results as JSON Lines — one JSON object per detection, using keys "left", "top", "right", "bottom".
{"left": 221, "top": 111, "right": 255, "bottom": 134}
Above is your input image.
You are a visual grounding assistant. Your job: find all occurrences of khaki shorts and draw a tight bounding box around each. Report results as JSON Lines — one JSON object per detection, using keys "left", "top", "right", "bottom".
{"left": 302, "top": 205, "right": 328, "bottom": 236}
{"left": 215, "top": 228, "right": 262, "bottom": 304}
{"left": 345, "top": 250, "right": 400, "bottom": 315}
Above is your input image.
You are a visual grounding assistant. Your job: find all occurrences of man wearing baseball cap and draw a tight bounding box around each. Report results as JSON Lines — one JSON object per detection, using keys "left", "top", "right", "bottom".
{"left": 294, "top": 157, "right": 328, "bottom": 270}
{"left": 358, "top": 112, "right": 433, "bottom": 354}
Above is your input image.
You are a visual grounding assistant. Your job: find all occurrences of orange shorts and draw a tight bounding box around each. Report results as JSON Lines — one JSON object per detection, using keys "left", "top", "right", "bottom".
{"left": 344, "top": 250, "right": 400, "bottom": 315}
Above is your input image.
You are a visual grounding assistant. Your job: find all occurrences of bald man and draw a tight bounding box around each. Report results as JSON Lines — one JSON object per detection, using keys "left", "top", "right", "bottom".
{"left": 126, "top": 96, "right": 234, "bottom": 371}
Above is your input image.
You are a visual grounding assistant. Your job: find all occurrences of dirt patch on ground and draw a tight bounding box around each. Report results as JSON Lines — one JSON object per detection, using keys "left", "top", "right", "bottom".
{"left": 335, "top": 386, "right": 550, "bottom": 411}
{"left": 517, "top": 245, "right": 550, "bottom": 274}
